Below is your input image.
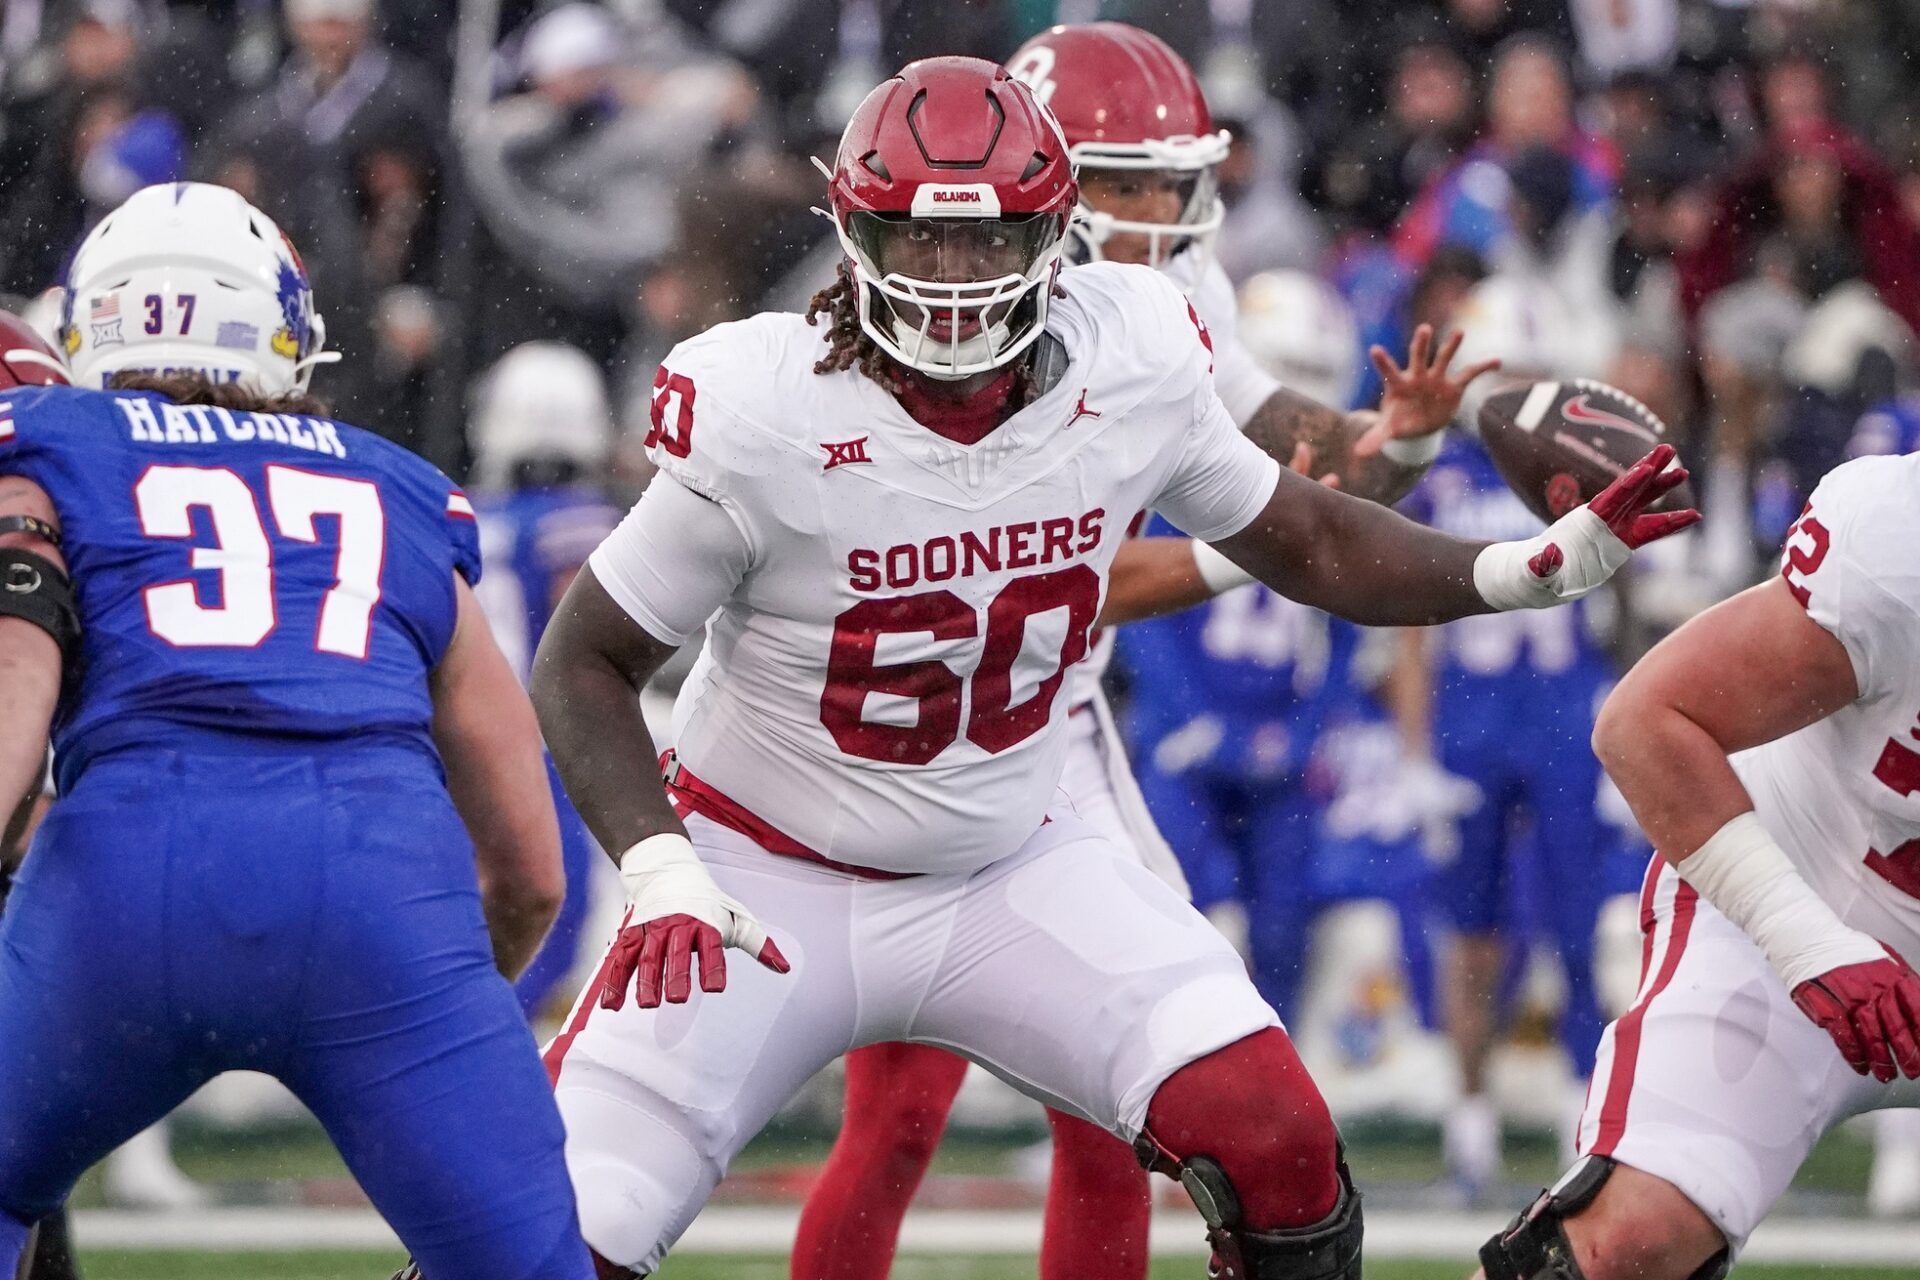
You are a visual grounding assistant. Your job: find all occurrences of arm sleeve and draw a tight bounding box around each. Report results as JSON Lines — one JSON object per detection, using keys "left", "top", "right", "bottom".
{"left": 586, "top": 473, "right": 752, "bottom": 647}
{"left": 1150, "top": 382, "right": 1283, "bottom": 543}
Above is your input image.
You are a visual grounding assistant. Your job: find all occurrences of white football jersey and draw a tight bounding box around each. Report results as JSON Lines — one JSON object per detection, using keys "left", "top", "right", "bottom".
{"left": 588, "top": 261, "right": 1281, "bottom": 874}
{"left": 1165, "top": 249, "right": 1280, "bottom": 428}
{"left": 1067, "top": 250, "right": 1282, "bottom": 706}
{"left": 1732, "top": 453, "right": 1920, "bottom": 953}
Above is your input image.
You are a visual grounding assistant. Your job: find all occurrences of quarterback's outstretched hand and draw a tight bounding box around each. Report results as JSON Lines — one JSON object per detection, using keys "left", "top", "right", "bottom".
{"left": 1792, "top": 949, "right": 1920, "bottom": 1082}
{"left": 1472, "top": 445, "right": 1699, "bottom": 611}
{"left": 1352, "top": 323, "right": 1501, "bottom": 459}
{"left": 600, "top": 833, "right": 790, "bottom": 1010}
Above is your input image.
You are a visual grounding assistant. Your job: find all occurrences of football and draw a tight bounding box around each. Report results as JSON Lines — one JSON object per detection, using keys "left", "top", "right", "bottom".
{"left": 1477, "top": 378, "right": 1693, "bottom": 524}
{"left": 0, "top": 310, "right": 67, "bottom": 390}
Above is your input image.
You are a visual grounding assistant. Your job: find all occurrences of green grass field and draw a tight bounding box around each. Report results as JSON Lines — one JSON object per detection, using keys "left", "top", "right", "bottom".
{"left": 57, "top": 1116, "right": 1900, "bottom": 1278}
{"left": 70, "top": 1254, "right": 1920, "bottom": 1280}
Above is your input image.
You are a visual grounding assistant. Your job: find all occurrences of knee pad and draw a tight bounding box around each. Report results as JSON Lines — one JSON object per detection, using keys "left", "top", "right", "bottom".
{"left": 571, "top": 1139, "right": 712, "bottom": 1279}
{"left": 1479, "top": 1157, "right": 1729, "bottom": 1280}
{"left": 1134, "top": 1136, "right": 1361, "bottom": 1280}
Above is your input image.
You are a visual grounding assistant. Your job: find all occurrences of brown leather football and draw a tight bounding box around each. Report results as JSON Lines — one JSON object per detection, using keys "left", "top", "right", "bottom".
{"left": 1477, "top": 378, "right": 1693, "bottom": 523}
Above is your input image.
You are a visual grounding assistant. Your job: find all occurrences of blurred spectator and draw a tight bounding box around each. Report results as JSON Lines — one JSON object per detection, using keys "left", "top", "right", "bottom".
{"left": 1689, "top": 122, "right": 1920, "bottom": 584}
{"left": 1597, "top": 153, "right": 1691, "bottom": 439}
{"left": 205, "top": 0, "right": 446, "bottom": 434}
{"left": 1311, "top": 31, "right": 1477, "bottom": 249}
{"left": 1431, "top": 0, "right": 1572, "bottom": 69}
{"left": 1678, "top": 125, "right": 1920, "bottom": 335}
{"left": 1209, "top": 106, "right": 1326, "bottom": 282}
{"left": 1756, "top": 42, "right": 1837, "bottom": 141}
{"left": 1394, "top": 36, "right": 1617, "bottom": 271}
{"left": 462, "top": 2, "right": 758, "bottom": 365}
{"left": 1567, "top": 0, "right": 1675, "bottom": 82}
{"left": 0, "top": 2, "right": 187, "bottom": 295}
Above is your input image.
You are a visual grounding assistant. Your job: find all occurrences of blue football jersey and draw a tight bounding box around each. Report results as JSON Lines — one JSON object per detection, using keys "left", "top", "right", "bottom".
{"left": 0, "top": 385, "right": 480, "bottom": 790}
{"left": 472, "top": 486, "right": 620, "bottom": 685}
{"left": 1118, "top": 515, "right": 1351, "bottom": 780}
{"left": 1402, "top": 436, "right": 1610, "bottom": 690}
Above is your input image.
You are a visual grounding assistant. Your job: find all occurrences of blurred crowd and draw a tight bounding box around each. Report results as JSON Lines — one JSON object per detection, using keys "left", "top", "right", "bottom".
{"left": 11, "top": 0, "right": 1920, "bottom": 1210}
{"left": 2, "top": 0, "right": 1918, "bottom": 532}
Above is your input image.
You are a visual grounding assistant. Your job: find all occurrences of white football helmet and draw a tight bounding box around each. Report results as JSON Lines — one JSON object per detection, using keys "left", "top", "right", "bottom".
{"left": 469, "top": 342, "right": 612, "bottom": 489}
{"left": 62, "top": 182, "right": 336, "bottom": 395}
{"left": 1237, "top": 270, "right": 1361, "bottom": 408}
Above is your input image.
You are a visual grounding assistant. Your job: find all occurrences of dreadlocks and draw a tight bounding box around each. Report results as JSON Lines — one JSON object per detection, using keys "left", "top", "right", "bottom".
{"left": 804, "top": 260, "right": 1059, "bottom": 405}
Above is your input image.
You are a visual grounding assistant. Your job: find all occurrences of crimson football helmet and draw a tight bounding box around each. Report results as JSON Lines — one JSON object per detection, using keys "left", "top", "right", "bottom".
{"left": 1007, "top": 23, "right": 1229, "bottom": 267}
{"left": 826, "top": 56, "right": 1077, "bottom": 380}
{"left": 0, "top": 310, "right": 68, "bottom": 389}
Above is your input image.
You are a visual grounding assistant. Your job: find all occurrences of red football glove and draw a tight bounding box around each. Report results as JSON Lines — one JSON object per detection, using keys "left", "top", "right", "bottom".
{"left": 1475, "top": 444, "right": 1701, "bottom": 610}
{"left": 598, "top": 833, "right": 791, "bottom": 1011}
{"left": 1791, "top": 948, "right": 1920, "bottom": 1082}
{"left": 1584, "top": 444, "right": 1700, "bottom": 549}
{"left": 600, "top": 912, "right": 790, "bottom": 1011}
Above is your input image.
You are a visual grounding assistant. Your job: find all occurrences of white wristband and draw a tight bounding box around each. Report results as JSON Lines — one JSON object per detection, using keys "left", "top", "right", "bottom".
{"left": 616, "top": 831, "right": 772, "bottom": 957}
{"left": 1471, "top": 538, "right": 1553, "bottom": 611}
{"left": 1472, "top": 507, "right": 1628, "bottom": 612}
{"left": 1191, "top": 540, "right": 1255, "bottom": 595}
{"left": 1676, "top": 812, "right": 1885, "bottom": 990}
{"left": 1379, "top": 430, "right": 1443, "bottom": 468}
{"left": 617, "top": 832, "right": 702, "bottom": 903}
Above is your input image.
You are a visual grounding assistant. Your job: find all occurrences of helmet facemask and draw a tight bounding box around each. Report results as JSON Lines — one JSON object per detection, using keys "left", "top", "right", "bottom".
{"left": 836, "top": 207, "right": 1069, "bottom": 381}
{"left": 1067, "top": 132, "right": 1230, "bottom": 269}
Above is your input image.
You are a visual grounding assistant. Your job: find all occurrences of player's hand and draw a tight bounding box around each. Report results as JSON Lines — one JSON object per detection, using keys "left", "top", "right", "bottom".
{"left": 1791, "top": 947, "right": 1920, "bottom": 1082}
{"left": 1584, "top": 444, "right": 1700, "bottom": 550}
{"left": 1473, "top": 445, "right": 1699, "bottom": 610}
{"left": 600, "top": 833, "right": 790, "bottom": 1011}
{"left": 1354, "top": 324, "right": 1501, "bottom": 457}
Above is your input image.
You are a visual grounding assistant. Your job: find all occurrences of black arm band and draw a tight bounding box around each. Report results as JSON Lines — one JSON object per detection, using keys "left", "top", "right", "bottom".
{"left": 0, "top": 515, "right": 60, "bottom": 549}
{"left": 0, "top": 549, "right": 79, "bottom": 661}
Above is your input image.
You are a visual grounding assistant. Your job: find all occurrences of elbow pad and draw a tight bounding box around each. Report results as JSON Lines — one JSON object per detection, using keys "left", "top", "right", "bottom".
{"left": 0, "top": 549, "right": 80, "bottom": 662}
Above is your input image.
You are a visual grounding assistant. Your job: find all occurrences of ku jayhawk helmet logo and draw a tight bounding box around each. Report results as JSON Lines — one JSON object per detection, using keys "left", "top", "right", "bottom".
{"left": 60, "top": 289, "right": 80, "bottom": 356}
{"left": 269, "top": 241, "right": 312, "bottom": 361}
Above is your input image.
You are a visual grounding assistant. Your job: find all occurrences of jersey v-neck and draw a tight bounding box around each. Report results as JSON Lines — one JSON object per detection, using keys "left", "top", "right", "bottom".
{"left": 887, "top": 364, "right": 1023, "bottom": 446}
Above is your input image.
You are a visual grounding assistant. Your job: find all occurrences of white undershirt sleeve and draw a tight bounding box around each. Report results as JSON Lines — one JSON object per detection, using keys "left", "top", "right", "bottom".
{"left": 587, "top": 473, "right": 753, "bottom": 647}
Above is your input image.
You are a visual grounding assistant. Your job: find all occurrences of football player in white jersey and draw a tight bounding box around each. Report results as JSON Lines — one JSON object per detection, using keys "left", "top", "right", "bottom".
{"left": 1477, "top": 454, "right": 1920, "bottom": 1280}
{"left": 531, "top": 57, "right": 1691, "bottom": 1280}
{"left": 793, "top": 25, "right": 1487, "bottom": 1280}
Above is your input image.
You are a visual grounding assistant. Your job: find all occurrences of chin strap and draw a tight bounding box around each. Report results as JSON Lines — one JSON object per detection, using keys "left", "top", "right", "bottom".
{"left": 0, "top": 516, "right": 61, "bottom": 549}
